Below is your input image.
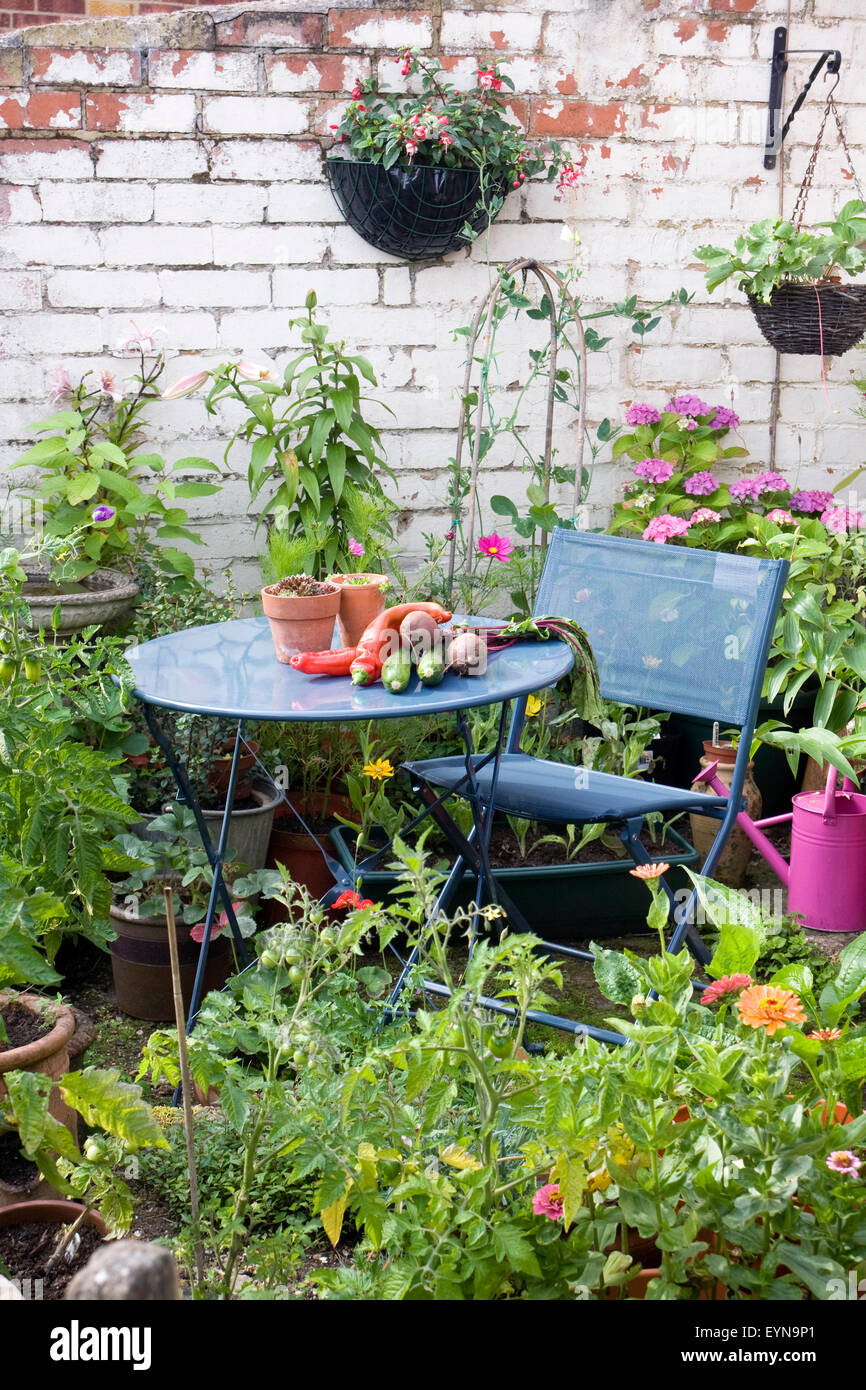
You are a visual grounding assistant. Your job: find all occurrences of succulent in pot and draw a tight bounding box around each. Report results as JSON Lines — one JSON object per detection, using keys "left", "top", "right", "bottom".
{"left": 261, "top": 574, "right": 341, "bottom": 664}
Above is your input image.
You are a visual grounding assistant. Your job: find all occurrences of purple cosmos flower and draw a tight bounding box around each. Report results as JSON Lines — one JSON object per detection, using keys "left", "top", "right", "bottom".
{"left": 711, "top": 405, "right": 740, "bottom": 429}
{"left": 625, "top": 403, "right": 662, "bottom": 426}
{"left": 634, "top": 458, "right": 674, "bottom": 486}
{"left": 642, "top": 514, "right": 691, "bottom": 544}
{"left": 92, "top": 505, "right": 115, "bottom": 523}
{"left": 668, "top": 393, "right": 711, "bottom": 417}
{"left": 683, "top": 471, "right": 719, "bottom": 496}
{"left": 790, "top": 490, "right": 834, "bottom": 514}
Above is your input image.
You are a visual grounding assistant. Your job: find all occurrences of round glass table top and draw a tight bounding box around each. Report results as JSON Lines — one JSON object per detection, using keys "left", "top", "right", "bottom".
{"left": 124, "top": 617, "right": 575, "bottom": 722}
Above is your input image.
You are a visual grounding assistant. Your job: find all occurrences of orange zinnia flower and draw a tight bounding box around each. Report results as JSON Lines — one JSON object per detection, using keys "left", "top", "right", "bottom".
{"left": 629, "top": 862, "right": 670, "bottom": 881}
{"left": 736, "top": 985, "right": 806, "bottom": 1036}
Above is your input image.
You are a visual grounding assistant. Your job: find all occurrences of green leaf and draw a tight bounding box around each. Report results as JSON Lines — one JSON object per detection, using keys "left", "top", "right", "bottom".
{"left": 95, "top": 468, "right": 139, "bottom": 502}
{"left": 66, "top": 472, "right": 100, "bottom": 505}
{"left": 836, "top": 1036, "right": 866, "bottom": 1081}
{"left": 172, "top": 482, "right": 222, "bottom": 498}
{"left": 91, "top": 440, "right": 129, "bottom": 467}
{"left": 59, "top": 1068, "right": 166, "bottom": 1151}
{"left": 158, "top": 548, "right": 194, "bottom": 579}
{"left": 591, "top": 943, "right": 642, "bottom": 1006}
{"left": 13, "top": 437, "right": 69, "bottom": 467}
{"left": 491, "top": 1224, "right": 542, "bottom": 1278}
{"left": 3, "top": 1069, "right": 50, "bottom": 1153}
{"left": 330, "top": 387, "right": 353, "bottom": 431}
{"left": 326, "top": 441, "right": 346, "bottom": 502}
{"left": 307, "top": 411, "right": 335, "bottom": 465}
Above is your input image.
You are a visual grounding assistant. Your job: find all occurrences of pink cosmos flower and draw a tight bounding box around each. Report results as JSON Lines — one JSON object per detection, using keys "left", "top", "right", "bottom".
{"left": 821, "top": 505, "right": 864, "bottom": 533}
{"left": 642, "top": 514, "right": 691, "bottom": 544}
{"left": 702, "top": 973, "right": 753, "bottom": 1005}
{"left": 46, "top": 364, "right": 73, "bottom": 406}
{"left": 767, "top": 508, "right": 796, "bottom": 525}
{"left": 348, "top": 538, "right": 364, "bottom": 557}
{"left": 711, "top": 405, "right": 740, "bottom": 429}
{"left": 668, "top": 393, "right": 710, "bottom": 417}
{"left": 683, "top": 471, "right": 719, "bottom": 496}
{"left": 532, "top": 1183, "right": 564, "bottom": 1221}
{"left": 689, "top": 507, "right": 721, "bottom": 525}
{"left": 826, "top": 1151, "right": 862, "bottom": 1177}
{"left": 625, "top": 403, "right": 662, "bottom": 426}
{"left": 634, "top": 458, "right": 674, "bottom": 486}
{"left": 191, "top": 902, "right": 243, "bottom": 944}
{"left": 162, "top": 369, "right": 209, "bottom": 400}
{"left": 478, "top": 533, "right": 514, "bottom": 562}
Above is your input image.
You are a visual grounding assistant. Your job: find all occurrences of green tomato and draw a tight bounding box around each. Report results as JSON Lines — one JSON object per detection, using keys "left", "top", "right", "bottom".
{"left": 84, "top": 1138, "right": 106, "bottom": 1162}
{"left": 288, "top": 965, "right": 303, "bottom": 985}
{"left": 24, "top": 657, "right": 42, "bottom": 683}
{"left": 259, "top": 948, "right": 280, "bottom": 969}
{"left": 487, "top": 1032, "right": 513, "bottom": 1059}
{"left": 292, "top": 1049, "right": 306, "bottom": 1066}
{"left": 0, "top": 659, "right": 16, "bottom": 686}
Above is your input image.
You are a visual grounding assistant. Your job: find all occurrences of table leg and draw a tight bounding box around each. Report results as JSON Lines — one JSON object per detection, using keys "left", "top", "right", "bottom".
{"left": 141, "top": 706, "right": 250, "bottom": 1028}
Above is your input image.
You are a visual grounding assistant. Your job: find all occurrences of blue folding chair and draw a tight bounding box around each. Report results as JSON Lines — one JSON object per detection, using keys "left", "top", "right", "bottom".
{"left": 398, "top": 529, "right": 788, "bottom": 1040}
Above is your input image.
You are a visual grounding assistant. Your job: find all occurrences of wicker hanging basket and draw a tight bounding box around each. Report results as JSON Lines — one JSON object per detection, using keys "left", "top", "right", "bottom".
{"left": 748, "top": 281, "right": 866, "bottom": 356}
{"left": 326, "top": 158, "right": 509, "bottom": 261}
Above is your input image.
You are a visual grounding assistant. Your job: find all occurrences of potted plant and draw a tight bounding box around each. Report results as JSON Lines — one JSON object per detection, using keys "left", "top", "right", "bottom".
{"left": 695, "top": 200, "right": 866, "bottom": 355}
{"left": 261, "top": 573, "right": 341, "bottom": 664}
{"left": 0, "top": 993, "right": 77, "bottom": 1207}
{"left": 326, "top": 566, "right": 390, "bottom": 648}
{"left": 109, "top": 806, "right": 258, "bottom": 1020}
{"left": 327, "top": 52, "right": 565, "bottom": 260}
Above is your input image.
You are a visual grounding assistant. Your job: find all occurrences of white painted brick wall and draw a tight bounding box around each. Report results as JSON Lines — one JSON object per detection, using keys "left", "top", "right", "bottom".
{"left": 0, "top": 0, "right": 863, "bottom": 581}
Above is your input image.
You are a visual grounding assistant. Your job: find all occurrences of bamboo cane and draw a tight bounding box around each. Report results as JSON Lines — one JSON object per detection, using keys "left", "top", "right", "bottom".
{"left": 163, "top": 887, "right": 205, "bottom": 1288}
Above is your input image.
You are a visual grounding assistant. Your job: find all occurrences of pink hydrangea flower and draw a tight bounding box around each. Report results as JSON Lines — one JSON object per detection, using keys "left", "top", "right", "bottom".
{"left": 683, "top": 471, "right": 719, "bottom": 496}
{"left": 711, "top": 405, "right": 740, "bottom": 429}
{"left": 767, "top": 508, "right": 796, "bottom": 525}
{"left": 625, "top": 403, "right": 662, "bottom": 426}
{"left": 790, "top": 489, "right": 834, "bottom": 514}
{"left": 634, "top": 458, "right": 674, "bottom": 486}
{"left": 754, "top": 471, "right": 790, "bottom": 494}
{"left": 532, "top": 1183, "right": 564, "bottom": 1220}
{"left": 478, "top": 532, "right": 514, "bottom": 562}
{"left": 668, "top": 393, "right": 710, "bottom": 417}
{"left": 702, "top": 973, "right": 753, "bottom": 1005}
{"left": 642, "top": 514, "right": 691, "bottom": 544}
{"left": 730, "top": 478, "right": 762, "bottom": 502}
{"left": 821, "top": 505, "right": 864, "bottom": 533}
{"left": 689, "top": 507, "right": 722, "bottom": 524}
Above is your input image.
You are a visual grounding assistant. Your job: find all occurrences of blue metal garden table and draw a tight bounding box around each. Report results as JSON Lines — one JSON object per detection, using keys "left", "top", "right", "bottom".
{"left": 124, "top": 614, "right": 575, "bottom": 1031}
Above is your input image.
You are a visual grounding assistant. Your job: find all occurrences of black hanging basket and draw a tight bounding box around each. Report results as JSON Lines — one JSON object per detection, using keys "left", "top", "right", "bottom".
{"left": 326, "top": 158, "right": 509, "bottom": 261}
{"left": 748, "top": 282, "right": 866, "bottom": 356}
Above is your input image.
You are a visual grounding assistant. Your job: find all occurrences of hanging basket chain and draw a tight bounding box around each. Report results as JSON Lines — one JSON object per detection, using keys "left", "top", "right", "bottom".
{"left": 792, "top": 93, "right": 864, "bottom": 230}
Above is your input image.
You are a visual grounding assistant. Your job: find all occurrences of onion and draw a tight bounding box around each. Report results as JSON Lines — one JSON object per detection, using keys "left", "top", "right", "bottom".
{"left": 447, "top": 631, "right": 488, "bottom": 677}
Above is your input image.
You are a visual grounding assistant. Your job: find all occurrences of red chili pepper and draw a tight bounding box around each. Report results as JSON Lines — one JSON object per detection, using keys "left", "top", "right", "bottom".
{"left": 289, "top": 647, "right": 356, "bottom": 675}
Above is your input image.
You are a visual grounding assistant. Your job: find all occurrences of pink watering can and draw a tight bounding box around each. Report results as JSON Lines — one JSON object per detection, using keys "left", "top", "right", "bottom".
{"left": 693, "top": 761, "right": 866, "bottom": 933}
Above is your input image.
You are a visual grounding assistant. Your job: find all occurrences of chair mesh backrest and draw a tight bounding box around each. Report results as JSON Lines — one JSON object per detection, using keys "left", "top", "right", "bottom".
{"left": 533, "top": 530, "right": 787, "bottom": 725}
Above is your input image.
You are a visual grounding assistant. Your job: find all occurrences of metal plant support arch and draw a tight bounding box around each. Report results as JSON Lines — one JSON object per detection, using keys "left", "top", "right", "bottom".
{"left": 445, "top": 258, "right": 588, "bottom": 594}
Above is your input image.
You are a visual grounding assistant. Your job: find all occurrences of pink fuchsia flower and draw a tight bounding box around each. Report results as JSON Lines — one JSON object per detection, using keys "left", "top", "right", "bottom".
{"left": 439, "top": 132, "right": 454, "bottom": 150}
{"left": 191, "top": 902, "right": 243, "bottom": 943}
{"left": 532, "top": 1183, "right": 564, "bottom": 1221}
{"left": 689, "top": 507, "right": 722, "bottom": 525}
{"left": 625, "top": 403, "right": 662, "bottom": 426}
{"left": 351, "top": 83, "right": 362, "bottom": 99}
{"left": 711, "top": 405, "right": 740, "bottom": 429}
{"left": 91, "top": 505, "right": 115, "bottom": 523}
{"left": 46, "top": 364, "right": 73, "bottom": 406}
{"left": 478, "top": 532, "right": 514, "bottom": 562}
{"left": 790, "top": 489, "right": 834, "bottom": 513}
{"left": 701, "top": 973, "right": 753, "bottom": 1005}
{"left": 162, "top": 369, "right": 209, "bottom": 400}
{"left": 683, "top": 471, "right": 719, "bottom": 496}
{"left": 556, "top": 163, "right": 583, "bottom": 197}
{"left": 477, "top": 68, "right": 503, "bottom": 91}
{"left": 634, "top": 458, "right": 674, "bottom": 486}
{"left": 668, "top": 393, "right": 711, "bottom": 417}
{"left": 821, "top": 505, "right": 865, "bottom": 533}
{"left": 730, "top": 477, "right": 762, "bottom": 502}
{"left": 642, "top": 514, "right": 691, "bottom": 544}
{"left": 405, "top": 139, "right": 418, "bottom": 158}
{"left": 348, "top": 538, "right": 364, "bottom": 557}
{"left": 826, "top": 1150, "right": 862, "bottom": 1177}
{"left": 767, "top": 508, "right": 796, "bottom": 525}
{"left": 438, "top": 114, "right": 449, "bottom": 125}
{"left": 754, "top": 471, "right": 789, "bottom": 494}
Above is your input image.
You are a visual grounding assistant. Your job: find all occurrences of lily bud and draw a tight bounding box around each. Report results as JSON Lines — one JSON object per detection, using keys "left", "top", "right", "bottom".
{"left": 161, "top": 369, "right": 209, "bottom": 400}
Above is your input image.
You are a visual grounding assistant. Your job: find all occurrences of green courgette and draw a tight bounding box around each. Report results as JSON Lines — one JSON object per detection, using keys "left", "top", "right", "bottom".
{"left": 381, "top": 652, "right": 412, "bottom": 693}
{"left": 416, "top": 653, "right": 447, "bottom": 686}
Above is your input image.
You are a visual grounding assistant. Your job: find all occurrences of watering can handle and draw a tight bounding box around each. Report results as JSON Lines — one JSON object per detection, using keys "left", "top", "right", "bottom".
{"left": 822, "top": 765, "right": 838, "bottom": 824}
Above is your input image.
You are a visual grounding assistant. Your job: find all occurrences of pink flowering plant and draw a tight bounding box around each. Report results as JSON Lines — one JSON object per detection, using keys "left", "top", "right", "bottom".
{"left": 330, "top": 52, "right": 564, "bottom": 203}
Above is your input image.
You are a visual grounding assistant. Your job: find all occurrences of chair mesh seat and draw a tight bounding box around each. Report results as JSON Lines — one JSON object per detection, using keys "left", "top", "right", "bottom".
{"left": 405, "top": 754, "right": 730, "bottom": 824}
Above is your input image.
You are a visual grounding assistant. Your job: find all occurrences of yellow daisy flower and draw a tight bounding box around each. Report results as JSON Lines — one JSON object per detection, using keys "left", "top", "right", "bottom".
{"left": 525, "top": 694, "right": 543, "bottom": 717}
{"left": 363, "top": 758, "right": 394, "bottom": 781}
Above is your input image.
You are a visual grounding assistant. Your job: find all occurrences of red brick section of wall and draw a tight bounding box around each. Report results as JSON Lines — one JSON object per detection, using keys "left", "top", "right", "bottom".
{"left": 0, "top": 0, "right": 237, "bottom": 34}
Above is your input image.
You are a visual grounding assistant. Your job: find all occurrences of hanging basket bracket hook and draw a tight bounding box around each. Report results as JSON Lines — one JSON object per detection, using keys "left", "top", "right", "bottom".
{"left": 764, "top": 25, "right": 842, "bottom": 171}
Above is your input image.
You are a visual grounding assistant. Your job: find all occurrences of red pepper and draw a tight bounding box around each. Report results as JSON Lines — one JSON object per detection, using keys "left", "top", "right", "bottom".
{"left": 289, "top": 647, "right": 356, "bottom": 675}
{"left": 350, "top": 602, "right": 451, "bottom": 686}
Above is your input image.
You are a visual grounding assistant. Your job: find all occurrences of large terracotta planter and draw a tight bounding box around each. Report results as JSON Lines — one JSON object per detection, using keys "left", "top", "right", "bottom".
{"left": 261, "top": 580, "right": 340, "bottom": 663}
{"left": 265, "top": 792, "right": 354, "bottom": 920}
{"left": 0, "top": 994, "right": 77, "bottom": 1208}
{"left": 327, "top": 573, "right": 388, "bottom": 648}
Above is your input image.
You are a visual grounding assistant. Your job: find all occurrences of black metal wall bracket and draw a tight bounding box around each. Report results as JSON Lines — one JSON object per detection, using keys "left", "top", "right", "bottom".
{"left": 764, "top": 25, "right": 841, "bottom": 171}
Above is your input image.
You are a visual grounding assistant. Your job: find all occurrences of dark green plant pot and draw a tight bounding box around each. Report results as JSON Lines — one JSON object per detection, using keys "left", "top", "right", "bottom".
{"left": 329, "top": 825, "right": 698, "bottom": 939}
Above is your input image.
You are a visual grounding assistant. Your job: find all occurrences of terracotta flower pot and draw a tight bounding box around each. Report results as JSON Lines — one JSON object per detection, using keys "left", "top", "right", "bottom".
{"left": 0, "top": 994, "right": 78, "bottom": 1208}
{"left": 327, "top": 573, "right": 389, "bottom": 648}
{"left": 109, "top": 898, "right": 233, "bottom": 1022}
{"left": 261, "top": 580, "right": 341, "bottom": 663}
{"left": 265, "top": 792, "right": 354, "bottom": 919}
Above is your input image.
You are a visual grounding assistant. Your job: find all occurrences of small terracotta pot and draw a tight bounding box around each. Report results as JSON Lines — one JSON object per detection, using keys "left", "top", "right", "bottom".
{"left": 261, "top": 580, "right": 341, "bottom": 663}
{"left": 327, "top": 573, "right": 389, "bottom": 648}
{"left": 0, "top": 994, "right": 78, "bottom": 1208}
